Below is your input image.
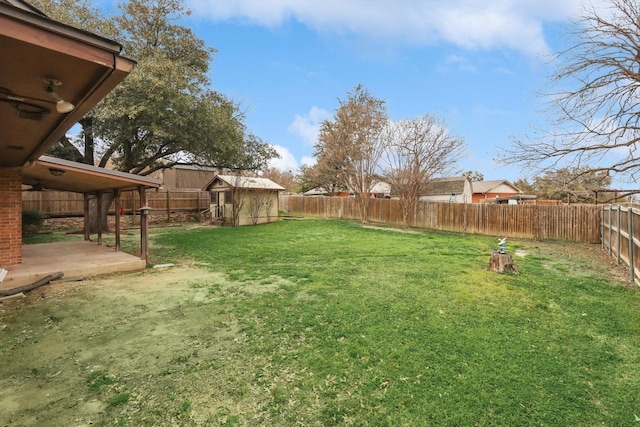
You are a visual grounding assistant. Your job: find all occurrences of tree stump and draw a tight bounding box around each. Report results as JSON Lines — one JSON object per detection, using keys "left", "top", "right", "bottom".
{"left": 488, "top": 251, "right": 519, "bottom": 274}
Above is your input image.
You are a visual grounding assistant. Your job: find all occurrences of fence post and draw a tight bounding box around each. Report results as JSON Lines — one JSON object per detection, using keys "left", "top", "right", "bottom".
{"left": 608, "top": 204, "right": 613, "bottom": 256}
{"left": 166, "top": 190, "right": 171, "bottom": 222}
{"left": 601, "top": 205, "right": 604, "bottom": 249}
{"left": 629, "top": 207, "right": 635, "bottom": 284}
{"left": 617, "top": 205, "right": 621, "bottom": 265}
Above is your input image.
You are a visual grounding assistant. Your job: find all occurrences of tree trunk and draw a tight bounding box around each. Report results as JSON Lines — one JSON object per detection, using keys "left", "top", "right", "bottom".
{"left": 488, "top": 251, "right": 519, "bottom": 274}
{"left": 88, "top": 192, "right": 114, "bottom": 233}
{"left": 356, "top": 193, "right": 369, "bottom": 223}
{"left": 80, "top": 117, "right": 94, "bottom": 166}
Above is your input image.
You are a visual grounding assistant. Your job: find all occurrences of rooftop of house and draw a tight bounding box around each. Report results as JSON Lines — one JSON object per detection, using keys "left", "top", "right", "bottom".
{"left": 423, "top": 176, "right": 470, "bottom": 195}
{"left": 472, "top": 180, "right": 521, "bottom": 194}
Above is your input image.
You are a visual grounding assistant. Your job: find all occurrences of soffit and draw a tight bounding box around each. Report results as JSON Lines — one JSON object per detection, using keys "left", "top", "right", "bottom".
{"left": 22, "top": 156, "right": 161, "bottom": 194}
{"left": 0, "top": 2, "right": 135, "bottom": 168}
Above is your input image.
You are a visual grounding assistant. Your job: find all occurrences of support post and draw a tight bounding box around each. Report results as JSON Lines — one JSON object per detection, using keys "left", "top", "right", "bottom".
{"left": 166, "top": 189, "right": 171, "bottom": 222}
{"left": 97, "top": 191, "right": 103, "bottom": 246}
{"left": 139, "top": 186, "right": 149, "bottom": 263}
{"left": 601, "top": 205, "right": 604, "bottom": 249}
{"left": 608, "top": 204, "right": 612, "bottom": 256}
{"left": 83, "top": 193, "right": 90, "bottom": 241}
{"left": 114, "top": 189, "right": 121, "bottom": 252}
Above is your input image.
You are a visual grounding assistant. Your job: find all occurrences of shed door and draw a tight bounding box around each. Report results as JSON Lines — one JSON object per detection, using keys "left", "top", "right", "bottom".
{"left": 216, "top": 191, "right": 225, "bottom": 218}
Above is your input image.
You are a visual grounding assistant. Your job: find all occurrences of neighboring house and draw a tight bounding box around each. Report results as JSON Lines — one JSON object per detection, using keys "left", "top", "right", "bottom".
{"left": 419, "top": 176, "right": 473, "bottom": 203}
{"left": 204, "top": 175, "right": 285, "bottom": 226}
{"left": 0, "top": 0, "right": 136, "bottom": 267}
{"left": 370, "top": 181, "right": 391, "bottom": 198}
{"left": 472, "top": 180, "right": 522, "bottom": 203}
{"left": 151, "top": 165, "right": 217, "bottom": 190}
{"left": 303, "top": 188, "right": 329, "bottom": 196}
{"left": 303, "top": 181, "right": 391, "bottom": 198}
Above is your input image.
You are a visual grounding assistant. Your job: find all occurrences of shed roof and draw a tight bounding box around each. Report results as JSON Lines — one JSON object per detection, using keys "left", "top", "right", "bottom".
{"left": 423, "top": 176, "right": 469, "bottom": 196}
{"left": 206, "top": 174, "right": 285, "bottom": 191}
{"left": 22, "top": 156, "right": 161, "bottom": 193}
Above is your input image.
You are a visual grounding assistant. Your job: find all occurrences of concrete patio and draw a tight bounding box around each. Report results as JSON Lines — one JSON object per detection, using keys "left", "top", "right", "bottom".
{"left": 1, "top": 241, "right": 145, "bottom": 291}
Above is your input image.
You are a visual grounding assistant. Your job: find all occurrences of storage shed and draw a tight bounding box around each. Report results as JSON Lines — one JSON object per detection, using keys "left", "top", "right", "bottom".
{"left": 204, "top": 175, "right": 285, "bottom": 226}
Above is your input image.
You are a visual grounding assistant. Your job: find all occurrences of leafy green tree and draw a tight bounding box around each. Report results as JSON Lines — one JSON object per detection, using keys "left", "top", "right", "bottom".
{"left": 512, "top": 178, "right": 536, "bottom": 195}
{"left": 37, "top": 0, "right": 277, "bottom": 230}
{"left": 533, "top": 168, "right": 611, "bottom": 202}
{"left": 31, "top": 0, "right": 118, "bottom": 165}
{"left": 314, "top": 84, "right": 387, "bottom": 223}
{"left": 95, "top": 0, "right": 271, "bottom": 175}
{"left": 463, "top": 170, "right": 484, "bottom": 182}
{"left": 296, "top": 162, "right": 345, "bottom": 195}
{"left": 39, "top": 0, "right": 276, "bottom": 173}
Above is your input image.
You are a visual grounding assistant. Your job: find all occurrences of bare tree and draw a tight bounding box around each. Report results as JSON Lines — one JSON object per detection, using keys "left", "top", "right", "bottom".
{"left": 262, "top": 168, "right": 296, "bottom": 192}
{"left": 247, "top": 190, "right": 270, "bottom": 225}
{"left": 529, "top": 167, "right": 612, "bottom": 202}
{"left": 381, "top": 115, "right": 465, "bottom": 227}
{"left": 264, "top": 193, "right": 275, "bottom": 222}
{"left": 228, "top": 174, "right": 247, "bottom": 227}
{"left": 314, "top": 84, "right": 387, "bottom": 223}
{"left": 505, "top": 0, "right": 640, "bottom": 184}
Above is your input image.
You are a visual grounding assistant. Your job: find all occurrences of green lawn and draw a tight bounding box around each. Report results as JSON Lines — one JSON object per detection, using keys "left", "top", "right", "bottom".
{"left": 150, "top": 219, "right": 640, "bottom": 425}
{"left": 4, "top": 219, "right": 640, "bottom": 426}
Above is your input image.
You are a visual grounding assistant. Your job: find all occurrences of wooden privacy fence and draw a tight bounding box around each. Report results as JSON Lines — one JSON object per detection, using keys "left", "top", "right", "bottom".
{"left": 23, "top": 189, "right": 210, "bottom": 220}
{"left": 280, "top": 195, "right": 602, "bottom": 243}
{"left": 601, "top": 205, "right": 640, "bottom": 285}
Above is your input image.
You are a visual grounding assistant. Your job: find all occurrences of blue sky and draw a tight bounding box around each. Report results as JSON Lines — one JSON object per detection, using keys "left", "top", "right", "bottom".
{"left": 179, "top": 0, "right": 603, "bottom": 182}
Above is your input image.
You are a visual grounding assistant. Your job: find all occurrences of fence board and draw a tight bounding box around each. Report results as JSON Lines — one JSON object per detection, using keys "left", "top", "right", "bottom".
{"left": 280, "top": 195, "right": 602, "bottom": 244}
{"left": 23, "top": 189, "right": 210, "bottom": 219}
{"left": 601, "top": 205, "right": 640, "bottom": 286}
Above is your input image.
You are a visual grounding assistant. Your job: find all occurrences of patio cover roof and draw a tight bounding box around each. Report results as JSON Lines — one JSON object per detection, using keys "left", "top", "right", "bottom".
{"left": 23, "top": 156, "right": 162, "bottom": 194}
{"left": 0, "top": 0, "right": 136, "bottom": 168}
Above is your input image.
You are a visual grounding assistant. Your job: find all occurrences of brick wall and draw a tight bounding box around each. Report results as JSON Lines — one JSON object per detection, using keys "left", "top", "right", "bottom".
{"left": 0, "top": 169, "right": 22, "bottom": 266}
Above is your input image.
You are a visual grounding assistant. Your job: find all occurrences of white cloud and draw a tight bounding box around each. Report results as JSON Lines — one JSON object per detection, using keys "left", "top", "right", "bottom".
{"left": 300, "top": 156, "right": 316, "bottom": 167}
{"left": 288, "top": 106, "right": 331, "bottom": 146}
{"left": 438, "top": 54, "right": 478, "bottom": 73}
{"left": 186, "top": 0, "right": 591, "bottom": 57}
{"left": 268, "top": 144, "right": 298, "bottom": 172}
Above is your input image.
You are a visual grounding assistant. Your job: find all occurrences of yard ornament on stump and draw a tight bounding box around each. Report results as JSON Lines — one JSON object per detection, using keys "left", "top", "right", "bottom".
{"left": 489, "top": 237, "right": 519, "bottom": 274}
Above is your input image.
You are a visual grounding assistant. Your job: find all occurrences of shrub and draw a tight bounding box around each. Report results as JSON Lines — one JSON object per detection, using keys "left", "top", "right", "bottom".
{"left": 22, "top": 209, "right": 46, "bottom": 233}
